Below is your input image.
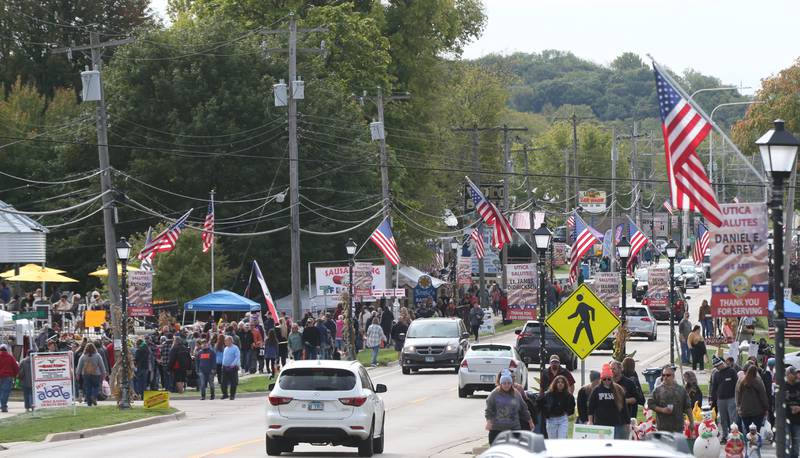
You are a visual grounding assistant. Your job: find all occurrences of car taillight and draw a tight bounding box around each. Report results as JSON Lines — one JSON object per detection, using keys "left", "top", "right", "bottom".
{"left": 640, "top": 317, "right": 652, "bottom": 322}
{"left": 508, "top": 360, "right": 518, "bottom": 370}
{"left": 460, "top": 359, "right": 469, "bottom": 368}
{"left": 268, "top": 395, "right": 293, "bottom": 406}
{"left": 642, "top": 298, "right": 650, "bottom": 305}
{"left": 339, "top": 397, "right": 367, "bottom": 407}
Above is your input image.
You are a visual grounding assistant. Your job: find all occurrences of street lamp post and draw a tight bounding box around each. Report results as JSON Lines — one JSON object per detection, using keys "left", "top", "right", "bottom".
{"left": 345, "top": 238, "right": 357, "bottom": 361}
{"left": 116, "top": 237, "right": 132, "bottom": 409}
{"left": 769, "top": 235, "right": 775, "bottom": 299}
{"left": 533, "top": 223, "right": 553, "bottom": 378}
{"left": 665, "top": 240, "right": 678, "bottom": 366}
{"left": 756, "top": 120, "right": 800, "bottom": 458}
{"left": 616, "top": 236, "right": 631, "bottom": 322}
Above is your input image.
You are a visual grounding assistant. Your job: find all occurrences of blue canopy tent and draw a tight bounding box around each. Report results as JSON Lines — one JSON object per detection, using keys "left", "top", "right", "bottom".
{"left": 768, "top": 299, "right": 800, "bottom": 319}
{"left": 183, "top": 289, "right": 261, "bottom": 323}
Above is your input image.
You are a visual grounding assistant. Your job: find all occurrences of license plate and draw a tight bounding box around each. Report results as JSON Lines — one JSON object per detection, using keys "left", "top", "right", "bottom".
{"left": 308, "top": 401, "right": 323, "bottom": 411}
{"left": 481, "top": 375, "right": 495, "bottom": 382}
{"left": 425, "top": 356, "right": 434, "bottom": 362}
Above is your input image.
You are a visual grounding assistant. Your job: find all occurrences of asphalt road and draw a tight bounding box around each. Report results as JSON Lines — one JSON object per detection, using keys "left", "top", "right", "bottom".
{"left": 8, "top": 283, "right": 712, "bottom": 458}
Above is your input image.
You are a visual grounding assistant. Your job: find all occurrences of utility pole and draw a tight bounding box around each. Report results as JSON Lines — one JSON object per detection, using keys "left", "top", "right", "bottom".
{"left": 262, "top": 14, "right": 327, "bottom": 320}
{"left": 610, "top": 128, "right": 617, "bottom": 272}
{"left": 571, "top": 113, "right": 579, "bottom": 211}
{"left": 617, "top": 123, "right": 648, "bottom": 227}
{"left": 519, "top": 141, "right": 545, "bottom": 258}
{"left": 51, "top": 32, "right": 134, "bottom": 359}
{"left": 501, "top": 124, "right": 527, "bottom": 290}
{"left": 364, "top": 88, "right": 410, "bottom": 289}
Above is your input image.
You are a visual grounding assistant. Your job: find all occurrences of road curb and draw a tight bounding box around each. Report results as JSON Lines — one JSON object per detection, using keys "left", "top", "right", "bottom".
{"left": 169, "top": 391, "right": 265, "bottom": 401}
{"left": 44, "top": 410, "right": 186, "bottom": 442}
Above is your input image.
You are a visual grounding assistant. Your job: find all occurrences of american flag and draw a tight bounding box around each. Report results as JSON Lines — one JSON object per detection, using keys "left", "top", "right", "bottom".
{"left": 137, "top": 209, "right": 193, "bottom": 261}
{"left": 693, "top": 223, "right": 710, "bottom": 265}
{"left": 202, "top": 200, "right": 214, "bottom": 253}
{"left": 431, "top": 242, "right": 444, "bottom": 270}
{"left": 139, "top": 226, "right": 154, "bottom": 271}
{"left": 663, "top": 200, "right": 674, "bottom": 215}
{"left": 626, "top": 215, "right": 649, "bottom": 261}
{"left": 569, "top": 211, "right": 600, "bottom": 284}
{"left": 466, "top": 176, "right": 512, "bottom": 250}
{"left": 370, "top": 218, "right": 401, "bottom": 265}
{"left": 253, "top": 260, "right": 280, "bottom": 323}
{"left": 733, "top": 196, "right": 740, "bottom": 204}
{"left": 770, "top": 318, "right": 800, "bottom": 340}
{"left": 654, "top": 64, "right": 722, "bottom": 227}
{"left": 471, "top": 226, "right": 485, "bottom": 259}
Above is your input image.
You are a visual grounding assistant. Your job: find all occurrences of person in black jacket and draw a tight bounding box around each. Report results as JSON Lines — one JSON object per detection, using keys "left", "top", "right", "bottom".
{"left": 576, "top": 370, "right": 601, "bottom": 424}
{"left": 167, "top": 339, "right": 191, "bottom": 393}
{"left": 133, "top": 339, "right": 150, "bottom": 398}
{"left": 611, "top": 360, "right": 643, "bottom": 431}
{"left": 380, "top": 304, "right": 394, "bottom": 346}
{"left": 588, "top": 364, "right": 628, "bottom": 439}
{"left": 710, "top": 355, "right": 740, "bottom": 439}
{"left": 543, "top": 375, "right": 576, "bottom": 439}
{"left": 195, "top": 340, "right": 216, "bottom": 400}
{"left": 302, "top": 320, "right": 321, "bottom": 360}
{"left": 620, "top": 358, "right": 646, "bottom": 420}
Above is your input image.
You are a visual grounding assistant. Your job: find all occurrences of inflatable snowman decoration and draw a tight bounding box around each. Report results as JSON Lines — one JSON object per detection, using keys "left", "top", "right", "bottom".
{"left": 693, "top": 408, "right": 721, "bottom": 458}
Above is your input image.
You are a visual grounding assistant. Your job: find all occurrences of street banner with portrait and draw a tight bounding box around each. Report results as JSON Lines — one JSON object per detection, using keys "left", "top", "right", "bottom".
{"left": 505, "top": 263, "right": 538, "bottom": 320}
{"left": 457, "top": 256, "right": 472, "bottom": 287}
{"left": 553, "top": 242, "right": 567, "bottom": 266}
{"left": 710, "top": 203, "right": 769, "bottom": 317}
{"left": 590, "top": 272, "right": 620, "bottom": 313}
{"left": 646, "top": 267, "right": 670, "bottom": 309}
{"left": 468, "top": 226, "right": 501, "bottom": 275}
{"left": 127, "top": 270, "right": 153, "bottom": 317}
{"left": 32, "top": 351, "right": 75, "bottom": 410}
{"left": 353, "top": 262, "right": 373, "bottom": 297}
{"left": 314, "top": 265, "right": 386, "bottom": 297}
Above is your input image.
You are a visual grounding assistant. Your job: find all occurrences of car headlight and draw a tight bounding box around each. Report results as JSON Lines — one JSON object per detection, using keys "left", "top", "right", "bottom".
{"left": 445, "top": 345, "right": 456, "bottom": 352}
{"left": 405, "top": 346, "right": 415, "bottom": 353}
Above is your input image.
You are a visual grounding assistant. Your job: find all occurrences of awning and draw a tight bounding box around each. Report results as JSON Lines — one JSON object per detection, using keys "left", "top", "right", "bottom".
{"left": 397, "top": 265, "right": 446, "bottom": 289}
{"left": 769, "top": 299, "right": 800, "bottom": 320}
{"left": 0, "top": 264, "right": 65, "bottom": 278}
{"left": 5, "top": 268, "right": 77, "bottom": 283}
{"left": 184, "top": 290, "right": 261, "bottom": 312}
{"left": 89, "top": 264, "right": 142, "bottom": 277}
{"left": 510, "top": 211, "right": 545, "bottom": 231}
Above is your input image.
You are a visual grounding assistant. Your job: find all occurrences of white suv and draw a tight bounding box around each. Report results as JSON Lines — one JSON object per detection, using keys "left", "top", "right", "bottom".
{"left": 626, "top": 305, "right": 658, "bottom": 341}
{"left": 266, "top": 360, "right": 387, "bottom": 457}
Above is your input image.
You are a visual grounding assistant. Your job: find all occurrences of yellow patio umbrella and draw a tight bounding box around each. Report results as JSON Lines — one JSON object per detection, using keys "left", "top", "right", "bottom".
{"left": 88, "top": 264, "right": 142, "bottom": 277}
{"left": 5, "top": 268, "right": 78, "bottom": 283}
{"left": 0, "top": 263, "right": 66, "bottom": 278}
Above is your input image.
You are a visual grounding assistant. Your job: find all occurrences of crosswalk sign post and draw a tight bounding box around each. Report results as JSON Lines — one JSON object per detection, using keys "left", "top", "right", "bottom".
{"left": 544, "top": 284, "right": 621, "bottom": 360}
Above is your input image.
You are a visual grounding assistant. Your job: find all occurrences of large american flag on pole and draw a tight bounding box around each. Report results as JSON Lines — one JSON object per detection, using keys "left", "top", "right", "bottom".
{"left": 466, "top": 176, "right": 512, "bottom": 250}
{"left": 693, "top": 223, "right": 710, "bottom": 265}
{"left": 139, "top": 226, "right": 154, "bottom": 271}
{"left": 137, "top": 209, "right": 193, "bottom": 261}
{"left": 663, "top": 200, "right": 674, "bottom": 215}
{"left": 370, "top": 218, "right": 400, "bottom": 265}
{"left": 202, "top": 199, "right": 214, "bottom": 253}
{"left": 569, "top": 211, "right": 600, "bottom": 284}
{"left": 471, "top": 226, "right": 485, "bottom": 259}
{"left": 653, "top": 64, "right": 722, "bottom": 227}
{"left": 626, "top": 215, "right": 649, "bottom": 261}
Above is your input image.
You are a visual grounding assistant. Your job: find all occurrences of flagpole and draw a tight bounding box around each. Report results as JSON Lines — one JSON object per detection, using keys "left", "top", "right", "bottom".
{"left": 648, "top": 55, "right": 765, "bottom": 184}
{"left": 210, "top": 189, "right": 215, "bottom": 293}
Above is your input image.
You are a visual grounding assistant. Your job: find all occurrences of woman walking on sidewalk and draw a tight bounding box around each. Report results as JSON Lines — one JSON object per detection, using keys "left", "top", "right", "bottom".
{"left": 543, "top": 375, "right": 575, "bottom": 439}
{"left": 76, "top": 343, "right": 106, "bottom": 406}
{"left": 485, "top": 369, "right": 533, "bottom": 444}
{"left": 735, "top": 365, "right": 769, "bottom": 431}
{"left": 687, "top": 325, "right": 707, "bottom": 371}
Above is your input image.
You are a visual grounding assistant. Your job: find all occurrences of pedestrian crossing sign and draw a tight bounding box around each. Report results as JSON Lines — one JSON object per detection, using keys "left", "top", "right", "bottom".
{"left": 544, "top": 283, "right": 620, "bottom": 360}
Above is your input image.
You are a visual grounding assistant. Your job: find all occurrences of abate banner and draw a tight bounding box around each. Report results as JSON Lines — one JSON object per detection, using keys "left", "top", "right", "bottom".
{"left": 710, "top": 203, "right": 768, "bottom": 317}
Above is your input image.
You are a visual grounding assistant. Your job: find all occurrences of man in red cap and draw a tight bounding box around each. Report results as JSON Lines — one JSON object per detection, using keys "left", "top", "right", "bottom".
{"left": 0, "top": 344, "right": 20, "bottom": 412}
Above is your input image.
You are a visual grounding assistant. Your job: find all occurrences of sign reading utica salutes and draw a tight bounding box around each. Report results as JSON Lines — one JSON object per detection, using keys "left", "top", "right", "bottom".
{"left": 505, "top": 263, "right": 537, "bottom": 320}
{"left": 710, "top": 203, "right": 769, "bottom": 317}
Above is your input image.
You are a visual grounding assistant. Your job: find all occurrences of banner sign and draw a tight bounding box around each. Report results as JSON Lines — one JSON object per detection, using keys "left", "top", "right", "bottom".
{"left": 573, "top": 424, "right": 615, "bottom": 439}
{"left": 413, "top": 275, "right": 437, "bottom": 305}
{"left": 646, "top": 267, "right": 670, "bottom": 309}
{"left": 553, "top": 242, "right": 567, "bottom": 266}
{"left": 506, "top": 263, "right": 538, "bottom": 320}
{"left": 464, "top": 182, "right": 504, "bottom": 211}
{"left": 711, "top": 203, "right": 769, "bottom": 317}
{"left": 457, "top": 256, "right": 472, "bottom": 287}
{"left": 469, "top": 227, "right": 501, "bottom": 275}
{"left": 353, "top": 262, "right": 373, "bottom": 297}
{"left": 371, "top": 289, "right": 406, "bottom": 298}
{"left": 314, "top": 265, "right": 386, "bottom": 297}
{"left": 143, "top": 390, "right": 170, "bottom": 409}
{"left": 12, "top": 310, "right": 46, "bottom": 320}
{"left": 578, "top": 189, "right": 607, "bottom": 213}
{"left": 32, "top": 351, "right": 74, "bottom": 410}
{"left": 641, "top": 214, "right": 669, "bottom": 238}
{"left": 590, "top": 272, "right": 620, "bottom": 312}
{"left": 127, "top": 270, "right": 153, "bottom": 317}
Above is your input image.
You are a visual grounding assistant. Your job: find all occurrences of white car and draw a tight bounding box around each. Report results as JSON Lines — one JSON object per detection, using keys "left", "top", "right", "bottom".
{"left": 625, "top": 305, "right": 658, "bottom": 341}
{"left": 785, "top": 350, "right": 800, "bottom": 369}
{"left": 679, "top": 259, "right": 706, "bottom": 285}
{"left": 458, "top": 343, "right": 528, "bottom": 398}
{"left": 479, "top": 430, "right": 692, "bottom": 457}
{"left": 266, "top": 360, "right": 387, "bottom": 457}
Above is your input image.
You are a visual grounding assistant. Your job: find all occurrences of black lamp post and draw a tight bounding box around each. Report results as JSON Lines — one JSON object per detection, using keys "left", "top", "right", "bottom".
{"left": 665, "top": 240, "right": 678, "bottom": 366}
{"left": 768, "top": 235, "right": 775, "bottom": 299}
{"left": 534, "top": 223, "right": 553, "bottom": 379}
{"left": 756, "top": 119, "right": 800, "bottom": 458}
{"left": 116, "top": 237, "right": 131, "bottom": 409}
{"left": 616, "top": 236, "right": 631, "bottom": 322}
{"left": 345, "top": 238, "right": 357, "bottom": 360}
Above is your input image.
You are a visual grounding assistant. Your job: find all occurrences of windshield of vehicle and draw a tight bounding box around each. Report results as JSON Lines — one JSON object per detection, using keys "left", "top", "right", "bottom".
{"left": 683, "top": 265, "right": 696, "bottom": 273}
{"left": 407, "top": 321, "right": 459, "bottom": 338}
{"left": 673, "top": 265, "right": 684, "bottom": 275}
{"left": 627, "top": 308, "right": 649, "bottom": 317}
{"left": 278, "top": 368, "right": 356, "bottom": 391}
{"left": 469, "top": 345, "right": 512, "bottom": 357}
{"left": 635, "top": 270, "right": 648, "bottom": 281}
{"left": 703, "top": 255, "right": 710, "bottom": 263}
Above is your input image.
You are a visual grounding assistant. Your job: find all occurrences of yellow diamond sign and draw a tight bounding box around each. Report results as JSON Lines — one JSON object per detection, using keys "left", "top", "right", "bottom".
{"left": 544, "top": 284, "right": 620, "bottom": 360}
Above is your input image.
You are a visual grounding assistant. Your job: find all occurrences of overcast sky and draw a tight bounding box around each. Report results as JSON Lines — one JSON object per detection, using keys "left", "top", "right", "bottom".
{"left": 150, "top": 0, "right": 799, "bottom": 95}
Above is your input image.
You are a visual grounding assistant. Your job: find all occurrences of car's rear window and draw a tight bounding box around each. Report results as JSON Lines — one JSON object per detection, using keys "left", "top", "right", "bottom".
{"left": 278, "top": 368, "right": 356, "bottom": 391}
{"left": 470, "top": 345, "right": 512, "bottom": 357}
{"left": 635, "top": 270, "right": 647, "bottom": 281}
{"left": 407, "top": 321, "right": 459, "bottom": 338}
{"left": 683, "top": 265, "right": 696, "bottom": 273}
{"left": 627, "top": 308, "right": 648, "bottom": 317}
